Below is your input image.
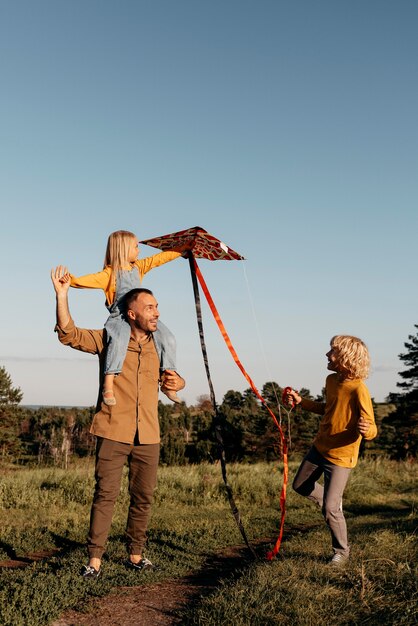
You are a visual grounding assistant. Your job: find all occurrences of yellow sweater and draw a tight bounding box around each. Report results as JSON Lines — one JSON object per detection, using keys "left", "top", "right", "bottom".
{"left": 300, "top": 373, "right": 377, "bottom": 468}
{"left": 70, "top": 251, "right": 181, "bottom": 306}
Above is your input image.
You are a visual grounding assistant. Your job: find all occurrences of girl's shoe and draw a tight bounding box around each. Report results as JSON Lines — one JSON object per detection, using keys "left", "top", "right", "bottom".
{"left": 160, "top": 386, "right": 181, "bottom": 404}
{"left": 103, "top": 389, "right": 116, "bottom": 406}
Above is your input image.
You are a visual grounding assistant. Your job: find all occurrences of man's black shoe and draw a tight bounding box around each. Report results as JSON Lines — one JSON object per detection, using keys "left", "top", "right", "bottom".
{"left": 125, "top": 557, "right": 155, "bottom": 572}
{"left": 81, "top": 564, "right": 101, "bottom": 579}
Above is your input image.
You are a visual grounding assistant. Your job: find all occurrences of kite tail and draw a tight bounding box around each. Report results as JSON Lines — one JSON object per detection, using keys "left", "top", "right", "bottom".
{"left": 188, "top": 253, "right": 256, "bottom": 559}
{"left": 192, "top": 256, "right": 289, "bottom": 560}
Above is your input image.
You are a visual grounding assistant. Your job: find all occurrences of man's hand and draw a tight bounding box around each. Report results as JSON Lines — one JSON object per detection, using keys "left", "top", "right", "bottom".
{"left": 161, "top": 369, "right": 186, "bottom": 392}
{"left": 51, "top": 266, "right": 71, "bottom": 295}
{"left": 51, "top": 266, "right": 71, "bottom": 328}
{"left": 358, "top": 417, "right": 370, "bottom": 437}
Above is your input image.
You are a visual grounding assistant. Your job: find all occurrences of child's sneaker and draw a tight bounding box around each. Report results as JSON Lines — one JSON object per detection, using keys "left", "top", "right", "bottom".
{"left": 329, "top": 553, "right": 349, "bottom": 566}
{"left": 102, "top": 389, "right": 116, "bottom": 406}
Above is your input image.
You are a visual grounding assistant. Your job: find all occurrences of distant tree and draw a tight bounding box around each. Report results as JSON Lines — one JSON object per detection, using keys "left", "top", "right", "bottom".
{"left": 72, "top": 407, "right": 96, "bottom": 456}
{"left": 397, "top": 325, "right": 418, "bottom": 392}
{"left": 195, "top": 394, "right": 213, "bottom": 412}
{"left": 189, "top": 401, "right": 217, "bottom": 463}
{"left": 218, "top": 390, "right": 248, "bottom": 460}
{"left": 380, "top": 325, "right": 418, "bottom": 459}
{"left": 222, "top": 390, "right": 245, "bottom": 412}
{"left": 218, "top": 383, "right": 324, "bottom": 461}
{"left": 160, "top": 430, "right": 186, "bottom": 465}
{"left": 159, "top": 401, "right": 188, "bottom": 465}
{"left": 0, "top": 366, "right": 23, "bottom": 459}
{"left": 236, "top": 382, "right": 281, "bottom": 461}
{"left": 178, "top": 404, "right": 193, "bottom": 444}
{"left": 288, "top": 388, "right": 321, "bottom": 454}
{"left": 261, "top": 381, "right": 282, "bottom": 406}
{"left": 20, "top": 406, "right": 95, "bottom": 465}
{"left": 242, "top": 388, "right": 259, "bottom": 412}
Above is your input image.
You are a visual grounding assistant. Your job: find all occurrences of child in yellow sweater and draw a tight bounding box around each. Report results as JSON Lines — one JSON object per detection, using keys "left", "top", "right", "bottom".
{"left": 284, "top": 335, "right": 377, "bottom": 565}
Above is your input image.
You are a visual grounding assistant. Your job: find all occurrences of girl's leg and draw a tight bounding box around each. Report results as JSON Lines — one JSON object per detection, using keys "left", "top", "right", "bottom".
{"left": 292, "top": 446, "right": 325, "bottom": 508}
{"left": 103, "top": 374, "right": 116, "bottom": 405}
{"left": 153, "top": 320, "right": 177, "bottom": 370}
{"left": 322, "top": 461, "right": 351, "bottom": 559}
{"left": 103, "top": 315, "right": 131, "bottom": 405}
{"left": 153, "top": 320, "right": 181, "bottom": 403}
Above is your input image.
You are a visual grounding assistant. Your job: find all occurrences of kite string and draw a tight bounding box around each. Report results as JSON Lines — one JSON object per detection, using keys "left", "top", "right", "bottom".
{"left": 240, "top": 262, "right": 283, "bottom": 420}
{"left": 241, "top": 262, "right": 296, "bottom": 447}
{"left": 192, "top": 257, "right": 288, "bottom": 559}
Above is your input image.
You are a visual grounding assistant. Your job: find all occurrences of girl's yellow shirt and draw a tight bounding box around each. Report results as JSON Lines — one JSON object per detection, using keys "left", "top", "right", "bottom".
{"left": 70, "top": 251, "right": 181, "bottom": 306}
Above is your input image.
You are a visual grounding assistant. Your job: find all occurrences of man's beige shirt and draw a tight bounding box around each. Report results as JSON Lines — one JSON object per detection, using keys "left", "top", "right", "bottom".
{"left": 55, "top": 318, "right": 160, "bottom": 444}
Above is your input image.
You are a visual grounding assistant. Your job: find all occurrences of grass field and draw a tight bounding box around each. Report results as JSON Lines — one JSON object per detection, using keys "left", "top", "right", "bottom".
{"left": 0, "top": 457, "right": 417, "bottom": 625}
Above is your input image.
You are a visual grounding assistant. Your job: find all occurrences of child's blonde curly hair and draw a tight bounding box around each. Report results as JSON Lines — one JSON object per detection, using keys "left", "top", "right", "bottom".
{"left": 331, "top": 335, "right": 370, "bottom": 380}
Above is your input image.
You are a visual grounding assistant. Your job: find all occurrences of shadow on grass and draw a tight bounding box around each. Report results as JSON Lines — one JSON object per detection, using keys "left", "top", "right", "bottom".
{"left": 0, "top": 533, "right": 85, "bottom": 569}
{"left": 142, "top": 531, "right": 193, "bottom": 556}
{"left": 346, "top": 502, "right": 413, "bottom": 516}
{"left": 0, "top": 538, "right": 61, "bottom": 568}
{"left": 346, "top": 503, "right": 416, "bottom": 533}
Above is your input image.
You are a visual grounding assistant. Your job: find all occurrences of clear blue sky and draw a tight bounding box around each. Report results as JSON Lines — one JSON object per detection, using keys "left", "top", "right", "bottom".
{"left": 1, "top": 0, "right": 417, "bottom": 407}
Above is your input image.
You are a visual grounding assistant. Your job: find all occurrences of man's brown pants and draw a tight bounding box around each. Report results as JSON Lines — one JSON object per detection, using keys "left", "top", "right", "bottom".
{"left": 87, "top": 437, "right": 160, "bottom": 559}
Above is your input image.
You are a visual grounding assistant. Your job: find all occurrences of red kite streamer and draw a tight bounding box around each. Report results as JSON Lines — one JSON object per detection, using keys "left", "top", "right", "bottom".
{"left": 140, "top": 227, "right": 288, "bottom": 559}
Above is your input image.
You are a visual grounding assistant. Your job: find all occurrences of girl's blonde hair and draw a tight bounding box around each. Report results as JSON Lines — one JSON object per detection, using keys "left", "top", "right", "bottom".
{"left": 103, "top": 230, "right": 137, "bottom": 271}
{"left": 331, "top": 335, "right": 370, "bottom": 380}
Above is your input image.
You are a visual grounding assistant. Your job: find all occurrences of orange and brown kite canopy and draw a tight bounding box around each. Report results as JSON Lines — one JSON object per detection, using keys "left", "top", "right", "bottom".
{"left": 140, "top": 225, "right": 245, "bottom": 261}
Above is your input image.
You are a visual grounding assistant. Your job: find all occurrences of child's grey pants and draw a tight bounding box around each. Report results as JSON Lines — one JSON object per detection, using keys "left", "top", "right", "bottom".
{"left": 292, "top": 445, "right": 352, "bottom": 557}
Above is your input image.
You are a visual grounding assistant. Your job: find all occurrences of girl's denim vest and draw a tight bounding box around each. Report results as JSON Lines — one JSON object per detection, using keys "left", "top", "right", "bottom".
{"left": 104, "top": 268, "right": 176, "bottom": 375}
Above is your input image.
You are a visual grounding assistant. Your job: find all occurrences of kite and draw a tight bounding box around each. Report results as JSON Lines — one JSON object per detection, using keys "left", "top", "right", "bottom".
{"left": 140, "top": 226, "right": 288, "bottom": 560}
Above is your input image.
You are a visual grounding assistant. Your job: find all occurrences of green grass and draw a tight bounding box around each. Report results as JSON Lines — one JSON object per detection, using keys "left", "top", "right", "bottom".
{"left": 0, "top": 458, "right": 417, "bottom": 625}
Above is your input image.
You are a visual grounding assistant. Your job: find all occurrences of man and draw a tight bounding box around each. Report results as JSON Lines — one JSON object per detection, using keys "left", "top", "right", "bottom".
{"left": 51, "top": 266, "right": 185, "bottom": 579}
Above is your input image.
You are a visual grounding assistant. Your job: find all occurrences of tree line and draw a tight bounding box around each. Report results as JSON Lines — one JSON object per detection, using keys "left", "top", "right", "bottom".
{"left": 1, "top": 325, "right": 417, "bottom": 466}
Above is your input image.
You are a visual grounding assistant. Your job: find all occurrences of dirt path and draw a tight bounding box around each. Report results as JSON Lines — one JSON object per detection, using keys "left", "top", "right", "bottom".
{"left": 52, "top": 541, "right": 267, "bottom": 626}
